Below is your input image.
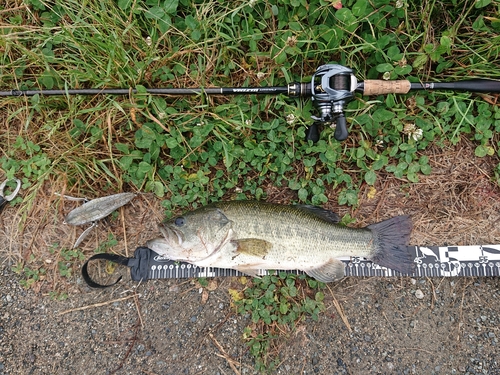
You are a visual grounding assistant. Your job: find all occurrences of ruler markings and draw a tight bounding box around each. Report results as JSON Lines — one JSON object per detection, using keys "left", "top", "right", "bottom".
{"left": 141, "top": 245, "right": 500, "bottom": 280}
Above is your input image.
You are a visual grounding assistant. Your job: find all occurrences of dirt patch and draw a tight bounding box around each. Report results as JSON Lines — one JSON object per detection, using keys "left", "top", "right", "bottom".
{"left": 2, "top": 139, "right": 500, "bottom": 374}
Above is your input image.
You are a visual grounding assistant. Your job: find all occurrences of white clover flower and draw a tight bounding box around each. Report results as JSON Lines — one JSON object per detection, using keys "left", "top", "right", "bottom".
{"left": 256, "top": 72, "right": 265, "bottom": 80}
{"left": 412, "top": 128, "right": 423, "bottom": 141}
{"left": 245, "top": 119, "right": 252, "bottom": 126}
{"left": 396, "top": 0, "right": 405, "bottom": 8}
{"left": 403, "top": 122, "right": 416, "bottom": 134}
{"left": 286, "top": 114, "right": 296, "bottom": 125}
{"left": 286, "top": 36, "right": 297, "bottom": 46}
{"left": 145, "top": 36, "right": 152, "bottom": 46}
{"left": 403, "top": 123, "right": 423, "bottom": 141}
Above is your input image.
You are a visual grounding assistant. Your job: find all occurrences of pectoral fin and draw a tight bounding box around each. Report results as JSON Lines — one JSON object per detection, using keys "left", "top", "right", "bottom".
{"left": 233, "top": 238, "right": 272, "bottom": 259}
{"left": 306, "top": 259, "right": 345, "bottom": 283}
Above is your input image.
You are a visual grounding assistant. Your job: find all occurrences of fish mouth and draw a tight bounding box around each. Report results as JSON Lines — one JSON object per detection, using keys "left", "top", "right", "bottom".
{"left": 145, "top": 223, "right": 187, "bottom": 260}
{"left": 159, "top": 223, "right": 184, "bottom": 246}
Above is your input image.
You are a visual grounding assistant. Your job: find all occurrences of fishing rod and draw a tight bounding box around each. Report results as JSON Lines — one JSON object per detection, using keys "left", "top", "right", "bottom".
{"left": 3, "top": 64, "right": 500, "bottom": 142}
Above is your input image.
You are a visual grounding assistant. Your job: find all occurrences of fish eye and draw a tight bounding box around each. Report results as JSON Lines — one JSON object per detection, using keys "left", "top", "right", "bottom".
{"left": 174, "top": 217, "right": 186, "bottom": 227}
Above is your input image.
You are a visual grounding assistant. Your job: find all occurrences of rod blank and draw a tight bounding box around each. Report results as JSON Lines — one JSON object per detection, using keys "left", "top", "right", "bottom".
{"left": 410, "top": 78, "right": 500, "bottom": 93}
{"left": 2, "top": 77, "right": 500, "bottom": 98}
{"left": 0, "top": 86, "right": 290, "bottom": 97}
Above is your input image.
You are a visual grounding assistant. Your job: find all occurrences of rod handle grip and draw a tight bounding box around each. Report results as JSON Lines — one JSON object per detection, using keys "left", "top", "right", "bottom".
{"left": 363, "top": 80, "right": 411, "bottom": 95}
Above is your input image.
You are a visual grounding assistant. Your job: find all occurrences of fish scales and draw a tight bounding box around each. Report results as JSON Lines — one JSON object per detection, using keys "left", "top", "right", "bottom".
{"left": 211, "top": 201, "right": 374, "bottom": 268}
{"left": 219, "top": 202, "right": 368, "bottom": 251}
{"left": 146, "top": 200, "right": 413, "bottom": 282}
{"left": 64, "top": 192, "right": 136, "bottom": 225}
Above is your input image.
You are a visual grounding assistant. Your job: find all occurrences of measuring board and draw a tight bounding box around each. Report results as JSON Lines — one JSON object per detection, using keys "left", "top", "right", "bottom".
{"left": 140, "top": 245, "right": 500, "bottom": 280}
{"left": 82, "top": 245, "right": 500, "bottom": 287}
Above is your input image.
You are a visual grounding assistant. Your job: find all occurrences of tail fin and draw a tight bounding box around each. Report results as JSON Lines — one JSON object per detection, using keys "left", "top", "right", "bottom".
{"left": 367, "top": 215, "right": 413, "bottom": 274}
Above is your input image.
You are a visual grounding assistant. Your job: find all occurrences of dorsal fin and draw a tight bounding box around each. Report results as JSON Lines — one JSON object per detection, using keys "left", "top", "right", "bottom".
{"left": 294, "top": 205, "right": 340, "bottom": 223}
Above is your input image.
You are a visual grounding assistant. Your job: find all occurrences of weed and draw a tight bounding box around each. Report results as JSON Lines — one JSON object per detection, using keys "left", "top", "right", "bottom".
{"left": 11, "top": 257, "right": 46, "bottom": 289}
{"left": 56, "top": 247, "right": 86, "bottom": 278}
{"left": 232, "top": 273, "right": 325, "bottom": 372}
{"left": 197, "top": 277, "right": 209, "bottom": 288}
{"left": 48, "top": 291, "right": 69, "bottom": 301}
{"left": 95, "top": 233, "right": 119, "bottom": 254}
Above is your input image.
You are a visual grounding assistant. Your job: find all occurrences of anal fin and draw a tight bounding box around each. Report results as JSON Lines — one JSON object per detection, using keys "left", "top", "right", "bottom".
{"left": 305, "top": 259, "right": 345, "bottom": 283}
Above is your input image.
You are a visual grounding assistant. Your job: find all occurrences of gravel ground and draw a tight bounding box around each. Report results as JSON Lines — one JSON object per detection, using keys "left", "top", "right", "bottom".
{"left": 2, "top": 267, "right": 500, "bottom": 374}
{"left": 2, "top": 140, "right": 500, "bottom": 374}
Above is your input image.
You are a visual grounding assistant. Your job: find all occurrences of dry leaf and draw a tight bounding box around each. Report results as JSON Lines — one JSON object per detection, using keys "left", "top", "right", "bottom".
{"left": 207, "top": 280, "right": 218, "bottom": 291}
{"left": 201, "top": 289, "right": 209, "bottom": 304}
{"left": 367, "top": 186, "right": 377, "bottom": 200}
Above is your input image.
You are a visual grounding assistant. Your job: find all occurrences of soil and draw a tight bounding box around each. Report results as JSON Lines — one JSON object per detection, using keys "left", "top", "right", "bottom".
{"left": 2, "top": 138, "right": 500, "bottom": 375}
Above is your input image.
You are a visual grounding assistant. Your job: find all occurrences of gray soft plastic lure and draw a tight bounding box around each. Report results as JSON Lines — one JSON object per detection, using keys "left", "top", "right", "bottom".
{"left": 59, "top": 192, "right": 136, "bottom": 248}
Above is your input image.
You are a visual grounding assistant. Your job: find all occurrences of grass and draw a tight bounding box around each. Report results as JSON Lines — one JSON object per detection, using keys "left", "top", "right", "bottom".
{"left": 2, "top": 0, "right": 500, "bottom": 371}
{"left": 2, "top": 1, "right": 500, "bottom": 210}
{"left": 231, "top": 273, "right": 326, "bottom": 372}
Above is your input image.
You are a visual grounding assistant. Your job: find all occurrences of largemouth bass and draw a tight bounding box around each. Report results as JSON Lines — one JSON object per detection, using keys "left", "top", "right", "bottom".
{"left": 146, "top": 201, "right": 413, "bottom": 282}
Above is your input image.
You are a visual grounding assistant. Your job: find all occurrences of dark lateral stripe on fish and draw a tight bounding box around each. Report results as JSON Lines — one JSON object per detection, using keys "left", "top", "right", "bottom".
{"left": 367, "top": 215, "right": 413, "bottom": 274}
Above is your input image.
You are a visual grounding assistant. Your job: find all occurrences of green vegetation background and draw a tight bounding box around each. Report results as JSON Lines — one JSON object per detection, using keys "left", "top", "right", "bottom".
{"left": 2, "top": 0, "right": 500, "bottom": 212}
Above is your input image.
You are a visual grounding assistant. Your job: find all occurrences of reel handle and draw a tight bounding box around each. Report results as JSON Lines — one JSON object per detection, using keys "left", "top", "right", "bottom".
{"left": 305, "top": 122, "right": 321, "bottom": 142}
{"left": 305, "top": 116, "right": 348, "bottom": 142}
{"left": 333, "top": 114, "right": 348, "bottom": 141}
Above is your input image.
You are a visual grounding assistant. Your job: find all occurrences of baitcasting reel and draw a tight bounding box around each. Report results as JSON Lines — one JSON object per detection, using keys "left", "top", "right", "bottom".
{"left": 283, "top": 64, "right": 358, "bottom": 142}
{"left": 305, "top": 64, "right": 358, "bottom": 142}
